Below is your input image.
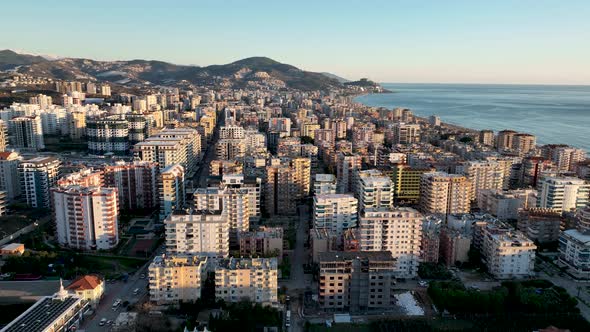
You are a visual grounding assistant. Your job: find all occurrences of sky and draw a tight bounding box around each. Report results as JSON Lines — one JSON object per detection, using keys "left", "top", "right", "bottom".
{"left": 2, "top": 0, "right": 590, "bottom": 84}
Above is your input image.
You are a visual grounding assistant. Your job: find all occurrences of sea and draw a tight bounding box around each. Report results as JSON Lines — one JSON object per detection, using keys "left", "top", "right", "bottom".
{"left": 354, "top": 83, "right": 590, "bottom": 151}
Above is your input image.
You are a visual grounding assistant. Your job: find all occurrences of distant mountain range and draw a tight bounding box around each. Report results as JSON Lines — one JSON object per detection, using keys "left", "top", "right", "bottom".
{"left": 0, "top": 50, "right": 355, "bottom": 91}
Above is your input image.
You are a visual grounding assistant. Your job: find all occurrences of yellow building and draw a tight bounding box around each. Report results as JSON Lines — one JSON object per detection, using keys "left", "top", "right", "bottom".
{"left": 215, "top": 257, "right": 278, "bottom": 307}
{"left": 388, "top": 164, "right": 435, "bottom": 204}
{"left": 66, "top": 275, "right": 105, "bottom": 308}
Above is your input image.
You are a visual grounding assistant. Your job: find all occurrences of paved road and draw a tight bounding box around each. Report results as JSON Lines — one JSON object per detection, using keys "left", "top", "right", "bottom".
{"left": 283, "top": 205, "right": 312, "bottom": 332}
{"left": 82, "top": 245, "right": 165, "bottom": 331}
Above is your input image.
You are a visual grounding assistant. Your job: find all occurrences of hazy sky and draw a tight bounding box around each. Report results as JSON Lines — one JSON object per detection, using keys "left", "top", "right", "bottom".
{"left": 2, "top": 0, "right": 590, "bottom": 84}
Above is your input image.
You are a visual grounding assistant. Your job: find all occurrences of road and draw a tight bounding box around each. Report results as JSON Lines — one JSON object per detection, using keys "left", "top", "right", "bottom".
{"left": 283, "top": 204, "right": 312, "bottom": 332}
{"left": 0, "top": 280, "right": 61, "bottom": 303}
{"left": 81, "top": 245, "right": 166, "bottom": 331}
{"left": 537, "top": 258, "right": 590, "bottom": 321}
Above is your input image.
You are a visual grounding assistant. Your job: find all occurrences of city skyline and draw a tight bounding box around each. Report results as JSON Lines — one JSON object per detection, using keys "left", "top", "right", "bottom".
{"left": 2, "top": 0, "right": 590, "bottom": 85}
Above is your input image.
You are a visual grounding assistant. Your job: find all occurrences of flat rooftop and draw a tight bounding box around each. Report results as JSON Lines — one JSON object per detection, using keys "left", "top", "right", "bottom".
{"left": 318, "top": 251, "right": 394, "bottom": 262}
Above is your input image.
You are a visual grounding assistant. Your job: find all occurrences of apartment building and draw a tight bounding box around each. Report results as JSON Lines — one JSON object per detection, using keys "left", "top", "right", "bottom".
{"left": 9, "top": 115, "right": 45, "bottom": 150}
{"left": 215, "top": 257, "right": 278, "bottom": 307}
{"left": 148, "top": 254, "right": 209, "bottom": 304}
{"left": 517, "top": 208, "right": 563, "bottom": 244}
{"left": 53, "top": 185, "right": 119, "bottom": 250}
{"left": 355, "top": 169, "right": 393, "bottom": 211}
{"left": 551, "top": 146, "right": 586, "bottom": 172}
{"left": 478, "top": 189, "right": 538, "bottom": 220}
{"left": 164, "top": 209, "right": 229, "bottom": 257}
{"left": 389, "top": 164, "right": 435, "bottom": 204}
{"left": 159, "top": 164, "right": 185, "bottom": 220}
{"left": 537, "top": 177, "right": 590, "bottom": 212}
{"left": 336, "top": 152, "right": 362, "bottom": 194}
{"left": 0, "top": 151, "right": 22, "bottom": 200}
{"left": 481, "top": 222, "right": 536, "bottom": 279}
{"left": 461, "top": 160, "right": 507, "bottom": 201}
{"left": 420, "top": 172, "right": 470, "bottom": 215}
{"left": 239, "top": 227, "right": 283, "bottom": 258}
{"left": 265, "top": 157, "right": 311, "bottom": 216}
{"left": 313, "top": 194, "right": 358, "bottom": 239}
{"left": 103, "top": 160, "right": 159, "bottom": 211}
{"left": 318, "top": 251, "right": 396, "bottom": 312}
{"left": 314, "top": 173, "right": 337, "bottom": 195}
{"left": 359, "top": 207, "right": 422, "bottom": 278}
{"left": 215, "top": 138, "right": 246, "bottom": 160}
{"left": 209, "top": 159, "right": 243, "bottom": 177}
{"left": 392, "top": 122, "right": 420, "bottom": 144}
{"left": 558, "top": 205, "right": 590, "bottom": 279}
{"left": 86, "top": 117, "right": 129, "bottom": 155}
{"left": 19, "top": 156, "right": 60, "bottom": 208}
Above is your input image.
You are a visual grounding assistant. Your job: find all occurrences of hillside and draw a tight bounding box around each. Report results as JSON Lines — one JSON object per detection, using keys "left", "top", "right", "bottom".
{"left": 0, "top": 50, "right": 48, "bottom": 70}
{"left": 1, "top": 50, "right": 343, "bottom": 91}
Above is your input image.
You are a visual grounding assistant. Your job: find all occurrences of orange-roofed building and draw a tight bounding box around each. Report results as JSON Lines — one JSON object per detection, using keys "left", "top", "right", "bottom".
{"left": 66, "top": 274, "right": 105, "bottom": 307}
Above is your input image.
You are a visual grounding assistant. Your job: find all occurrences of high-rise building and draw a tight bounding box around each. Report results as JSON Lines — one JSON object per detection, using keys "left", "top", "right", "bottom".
{"left": 355, "top": 169, "right": 393, "bottom": 211}
{"left": 9, "top": 115, "right": 45, "bottom": 150}
{"left": 359, "top": 207, "right": 423, "bottom": 278}
{"left": 318, "top": 251, "right": 396, "bottom": 312}
{"left": 133, "top": 127, "right": 201, "bottom": 172}
{"left": 389, "top": 164, "right": 435, "bottom": 204}
{"left": 520, "top": 156, "right": 554, "bottom": 188}
{"left": 480, "top": 222, "right": 536, "bottom": 279}
{"left": 313, "top": 194, "right": 358, "bottom": 238}
{"left": 314, "top": 173, "right": 337, "bottom": 195}
{"left": 164, "top": 209, "right": 229, "bottom": 257}
{"left": 420, "top": 172, "right": 471, "bottom": 215}
{"left": 512, "top": 133, "right": 536, "bottom": 155}
{"left": 66, "top": 110, "right": 86, "bottom": 140}
{"left": 215, "top": 138, "right": 246, "bottom": 160}
{"left": 103, "top": 160, "right": 159, "bottom": 212}
{"left": 86, "top": 117, "right": 129, "bottom": 155}
{"left": 0, "top": 120, "right": 7, "bottom": 152}
{"left": 265, "top": 157, "right": 311, "bottom": 216}
{"left": 159, "top": 164, "right": 185, "bottom": 220}
{"left": 517, "top": 208, "right": 562, "bottom": 244}
{"left": 551, "top": 146, "right": 586, "bottom": 172}
{"left": 478, "top": 189, "right": 537, "bottom": 220}
{"left": 479, "top": 130, "right": 494, "bottom": 146}
{"left": 148, "top": 254, "right": 208, "bottom": 304}
{"left": 537, "top": 177, "right": 590, "bottom": 212}
{"left": 336, "top": 152, "right": 362, "bottom": 193}
{"left": 209, "top": 159, "right": 243, "bottom": 177}
{"left": 53, "top": 185, "right": 119, "bottom": 250}
{"left": 19, "top": 156, "right": 60, "bottom": 208}
{"left": 392, "top": 122, "right": 420, "bottom": 144}
{"left": 461, "top": 160, "right": 507, "bottom": 201}
{"left": 215, "top": 257, "right": 278, "bottom": 307}
{"left": 496, "top": 130, "right": 517, "bottom": 152}
{"left": 0, "top": 151, "right": 22, "bottom": 200}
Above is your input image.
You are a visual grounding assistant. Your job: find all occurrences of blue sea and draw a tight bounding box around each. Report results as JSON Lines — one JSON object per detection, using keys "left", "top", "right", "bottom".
{"left": 354, "top": 84, "right": 590, "bottom": 151}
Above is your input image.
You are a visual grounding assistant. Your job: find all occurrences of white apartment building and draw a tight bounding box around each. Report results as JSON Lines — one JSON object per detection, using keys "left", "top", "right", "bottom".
{"left": 134, "top": 127, "right": 201, "bottom": 171}
{"left": 148, "top": 254, "right": 208, "bottom": 304}
{"left": 481, "top": 223, "right": 536, "bottom": 279}
{"left": 478, "top": 189, "right": 538, "bottom": 220}
{"left": 9, "top": 115, "right": 45, "bottom": 150}
{"left": 215, "top": 257, "right": 278, "bottom": 307}
{"left": 164, "top": 209, "right": 229, "bottom": 257}
{"left": 359, "top": 207, "right": 423, "bottom": 278}
{"left": 40, "top": 106, "right": 67, "bottom": 135}
{"left": 53, "top": 185, "right": 119, "bottom": 250}
{"left": 314, "top": 173, "right": 337, "bottom": 195}
{"left": 219, "top": 125, "right": 245, "bottom": 139}
{"left": 537, "top": 177, "right": 590, "bottom": 212}
{"left": 0, "top": 151, "right": 22, "bottom": 200}
{"left": 420, "top": 172, "right": 471, "bottom": 215}
{"left": 313, "top": 194, "right": 358, "bottom": 238}
{"left": 159, "top": 164, "right": 185, "bottom": 221}
{"left": 336, "top": 152, "right": 362, "bottom": 193}
{"left": 19, "top": 156, "right": 60, "bottom": 208}
{"left": 461, "top": 160, "right": 507, "bottom": 201}
{"left": 355, "top": 169, "right": 393, "bottom": 211}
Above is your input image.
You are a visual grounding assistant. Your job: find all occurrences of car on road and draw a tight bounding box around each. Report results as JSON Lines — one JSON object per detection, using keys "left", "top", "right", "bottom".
{"left": 133, "top": 288, "right": 140, "bottom": 295}
{"left": 140, "top": 274, "right": 146, "bottom": 279}
{"left": 112, "top": 298, "right": 122, "bottom": 310}
{"left": 418, "top": 281, "right": 428, "bottom": 287}
{"left": 99, "top": 318, "right": 107, "bottom": 326}
{"left": 107, "top": 320, "right": 113, "bottom": 326}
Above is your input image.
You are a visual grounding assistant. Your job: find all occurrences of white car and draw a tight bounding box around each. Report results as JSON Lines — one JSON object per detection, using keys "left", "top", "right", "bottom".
{"left": 99, "top": 318, "right": 107, "bottom": 326}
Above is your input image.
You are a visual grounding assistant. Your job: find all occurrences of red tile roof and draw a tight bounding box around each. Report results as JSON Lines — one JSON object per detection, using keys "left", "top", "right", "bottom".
{"left": 66, "top": 275, "right": 102, "bottom": 291}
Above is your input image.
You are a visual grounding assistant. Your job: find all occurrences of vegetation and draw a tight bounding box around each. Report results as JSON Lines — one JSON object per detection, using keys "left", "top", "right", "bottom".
{"left": 427, "top": 279, "right": 579, "bottom": 315}
{"left": 208, "top": 300, "right": 282, "bottom": 332}
{"left": 459, "top": 136, "right": 473, "bottom": 143}
{"left": 279, "top": 256, "right": 291, "bottom": 278}
{"left": 301, "top": 136, "right": 314, "bottom": 144}
{"left": 418, "top": 263, "right": 453, "bottom": 280}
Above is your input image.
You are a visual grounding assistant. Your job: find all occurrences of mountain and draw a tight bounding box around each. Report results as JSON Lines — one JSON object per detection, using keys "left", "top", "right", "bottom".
{"left": 0, "top": 49, "right": 48, "bottom": 70}
{"left": 344, "top": 78, "right": 390, "bottom": 93}
{"left": 320, "top": 72, "right": 350, "bottom": 83}
{"left": 3, "top": 50, "right": 343, "bottom": 91}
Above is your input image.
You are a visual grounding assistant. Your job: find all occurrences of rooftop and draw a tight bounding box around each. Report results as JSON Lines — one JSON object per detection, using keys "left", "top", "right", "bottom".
{"left": 66, "top": 275, "right": 102, "bottom": 291}
{"left": 1, "top": 295, "right": 84, "bottom": 332}
{"left": 318, "top": 251, "right": 394, "bottom": 262}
